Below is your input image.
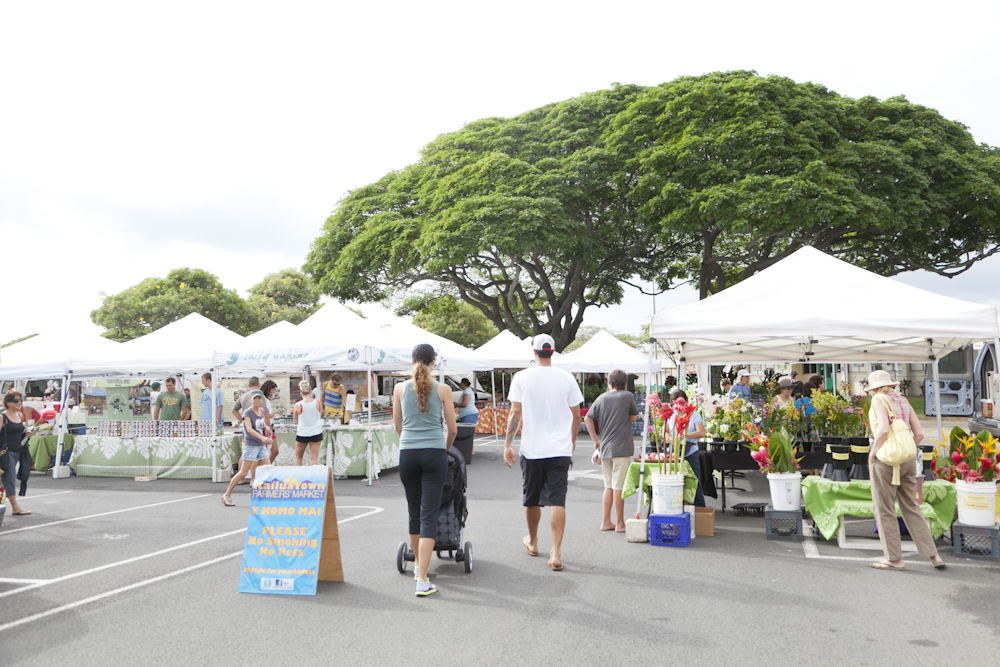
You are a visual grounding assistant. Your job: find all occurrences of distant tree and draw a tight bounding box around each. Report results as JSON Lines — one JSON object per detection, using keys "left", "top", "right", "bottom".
{"left": 564, "top": 325, "right": 646, "bottom": 351}
{"left": 91, "top": 268, "right": 249, "bottom": 341}
{"left": 246, "top": 269, "right": 320, "bottom": 327}
{"left": 397, "top": 295, "right": 499, "bottom": 349}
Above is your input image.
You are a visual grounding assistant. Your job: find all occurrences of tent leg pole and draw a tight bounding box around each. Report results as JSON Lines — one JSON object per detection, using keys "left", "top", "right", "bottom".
{"left": 53, "top": 373, "right": 72, "bottom": 479}
{"left": 932, "top": 358, "right": 943, "bottom": 439}
{"left": 210, "top": 366, "right": 219, "bottom": 482}
{"left": 636, "top": 339, "right": 654, "bottom": 520}
{"left": 492, "top": 371, "right": 498, "bottom": 450}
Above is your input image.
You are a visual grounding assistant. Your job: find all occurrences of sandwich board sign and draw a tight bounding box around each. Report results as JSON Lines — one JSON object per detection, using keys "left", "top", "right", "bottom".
{"left": 238, "top": 465, "right": 343, "bottom": 595}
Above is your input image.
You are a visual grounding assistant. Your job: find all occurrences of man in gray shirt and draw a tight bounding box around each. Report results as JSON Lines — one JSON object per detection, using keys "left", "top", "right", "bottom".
{"left": 584, "top": 370, "right": 638, "bottom": 533}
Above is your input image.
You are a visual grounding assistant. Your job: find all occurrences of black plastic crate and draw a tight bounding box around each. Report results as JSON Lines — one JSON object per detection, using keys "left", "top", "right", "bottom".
{"left": 953, "top": 522, "right": 1000, "bottom": 561}
{"left": 765, "top": 507, "right": 804, "bottom": 542}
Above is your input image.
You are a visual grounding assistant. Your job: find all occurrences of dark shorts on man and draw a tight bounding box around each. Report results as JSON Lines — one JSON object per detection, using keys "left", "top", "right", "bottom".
{"left": 520, "top": 456, "right": 571, "bottom": 507}
{"left": 296, "top": 433, "right": 323, "bottom": 443}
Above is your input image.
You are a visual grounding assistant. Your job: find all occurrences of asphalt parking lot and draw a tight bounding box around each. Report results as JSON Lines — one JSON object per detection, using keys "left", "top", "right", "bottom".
{"left": 2, "top": 433, "right": 998, "bottom": 667}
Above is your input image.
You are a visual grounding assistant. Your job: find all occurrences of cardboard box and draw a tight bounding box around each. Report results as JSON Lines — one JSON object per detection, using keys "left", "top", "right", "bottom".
{"left": 695, "top": 507, "right": 715, "bottom": 536}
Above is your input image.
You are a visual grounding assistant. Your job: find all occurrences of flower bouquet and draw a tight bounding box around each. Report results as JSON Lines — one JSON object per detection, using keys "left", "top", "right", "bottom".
{"left": 933, "top": 427, "right": 1000, "bottom": 526}
{"left": 741, "top": 424, "right": 800, "bottom": 475}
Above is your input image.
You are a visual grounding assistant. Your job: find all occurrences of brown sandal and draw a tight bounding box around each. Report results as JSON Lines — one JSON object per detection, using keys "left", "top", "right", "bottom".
{"left": 522, "top": 535, "right": 538, "bottom": 557}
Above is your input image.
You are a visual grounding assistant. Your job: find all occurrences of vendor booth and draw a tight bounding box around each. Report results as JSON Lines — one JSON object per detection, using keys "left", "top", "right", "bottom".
{"left": 641, "top": 246, "right": 1000, "bottom": 526}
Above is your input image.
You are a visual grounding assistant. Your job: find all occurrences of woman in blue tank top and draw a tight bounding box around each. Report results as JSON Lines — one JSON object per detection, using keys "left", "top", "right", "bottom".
{"left": 393, "top": 344, "right": 457, "bottom": 597}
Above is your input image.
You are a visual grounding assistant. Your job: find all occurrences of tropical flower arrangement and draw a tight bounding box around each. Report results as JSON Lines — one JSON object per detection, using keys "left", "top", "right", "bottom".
{"left": 644, "top": 393, "right": 697, "bottom": 475}
{"left": 933, "top": 427, "right": 999, "bottom": 483}
{"left": 741, "top": 424, "right": 801, "bottom": 474}
{"left": 810, "top": 392, "right": 865, "bottom": 438}
{"left": 706, "top": 397, "right": 760, "bottom": 440}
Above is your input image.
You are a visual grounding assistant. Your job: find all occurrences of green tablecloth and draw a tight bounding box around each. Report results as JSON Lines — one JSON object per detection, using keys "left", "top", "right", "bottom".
{"left": 69, "top": 435, "right": 241, "bottom": 479}
{"left": 801, "top": 476, "right": 957, "bottom": 540}
{"left": 28, "top": 434, "right": 74, "bottom": 471}
{"left": 622, "top": 461, "right": 698, "bottom": 507}
{"left": 231, "top": 424, "right": 400, "bottom": 479}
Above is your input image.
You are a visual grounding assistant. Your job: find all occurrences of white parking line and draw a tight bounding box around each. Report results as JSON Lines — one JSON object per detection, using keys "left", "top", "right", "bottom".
{"left": 800, "top": 527, "right": 987, "bottom": 567}
{"left": 20, "top": 491, "right": 74, "bottom": 500}
{"left": 0, "top": 505, "right": 383, "bottom": 633}
{"left": 0, "top": 578, "right": 49, "bottom": 585}
{"left": 0, "top": 494, "right": 211, "bottom": 536}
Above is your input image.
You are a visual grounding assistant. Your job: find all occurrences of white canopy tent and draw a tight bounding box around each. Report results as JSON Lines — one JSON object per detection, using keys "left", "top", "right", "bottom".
{"left": 649, "top": 247, "right": 999, "bottom": 364}
{"left": 241, "top": 320, "right": 298, "bottom": 348}
{"left": 554, "top": 329, "right": 662, "bottom": 374}
{"left": 0, "top": 331, "right": 121, "bottom": 381}
{"left": 642, "top": 246, "right": 1000, "bottom": 508}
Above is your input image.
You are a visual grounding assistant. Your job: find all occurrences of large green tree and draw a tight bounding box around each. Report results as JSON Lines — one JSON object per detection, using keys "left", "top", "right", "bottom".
{"left": 305, "top": 83, "right": 692, "bottom": 351}
{"left": 91, "top": 268, "right": 250, "bottom": 341}
{"left": 306, "top": 72, "right": 1000, "bottom": 342}
{"left": 396, "top": 294, "right": 499, "bottom": 349}
{"left": 246, "top": 269, "right": 320, "bottom": 328}
{"left": 607, "top": 71, "right": 1000, "bottom": 297}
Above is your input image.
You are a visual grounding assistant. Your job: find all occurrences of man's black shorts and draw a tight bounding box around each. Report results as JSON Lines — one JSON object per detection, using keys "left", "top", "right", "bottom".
{"left": 520, "top": 456, "right": 571, "bottom": 507}
{"left": 296, "top": 433, "right": 323, "bottom": 443}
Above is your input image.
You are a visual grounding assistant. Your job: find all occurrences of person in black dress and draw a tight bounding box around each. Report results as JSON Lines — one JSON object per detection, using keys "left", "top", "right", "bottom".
{"left": 2, "top": 390, "right": 30, "bottom": 515}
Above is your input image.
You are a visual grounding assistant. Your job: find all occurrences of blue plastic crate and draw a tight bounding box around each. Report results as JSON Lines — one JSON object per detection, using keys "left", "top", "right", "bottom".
{"left": 649, "top": 513, "right": 691, "bottom": 548}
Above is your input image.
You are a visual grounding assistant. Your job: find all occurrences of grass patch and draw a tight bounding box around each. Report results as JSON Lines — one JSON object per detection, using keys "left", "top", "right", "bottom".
{"left": 907, "top": 397, "right": 925, "bottom": 416}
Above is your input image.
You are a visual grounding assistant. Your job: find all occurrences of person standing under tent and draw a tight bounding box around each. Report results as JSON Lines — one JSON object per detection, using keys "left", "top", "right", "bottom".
{"left": 222, "top": 391, "right": 271, "bottom": 507}
{"left": 864, "top": 370, "right": 946, "bottom": 571}
{"left": 231, "top": 377, "right": 262, "bottom": 425}
{"left": 454, "top": 378, "right": 480, "bottom": 456}
{"left": 149, "top": 382, "right": 162, "bottom": 410}
{"left": 584, "top": 370, "right": 638, "bottom": 533}
{"left": 259, "top": 380, "right": 280, "bottom": 463}
{"left": 790, "top": 371, "right": 804, "bottom": 398}
{"left": 154, "top": 377, "right": 189, "bottom": 421}
{"left": 293, "top": 380, "right": 323, "bottom": 466}
{"left": 503, "top": 334, "right": 583, "bottom": 572}
{"left": 393, "top": 344, "right": 457, "bottom": 597}
{"left": 668, "top": 388, "right": 707, "bottom": 507}
{"left": 1, "top": 390, "right": 30, "bottom": 516}
{"left": 323, "top": 373, "right": 347, "bottom": 422}
{"left": 728, "top": 369, "right": 751, "bottom": 400}
{"left": 199, "top": 372, "right": 223, "bottom": 430}
{"left": 771, "top": 378, "right": 796, "bottom": 410}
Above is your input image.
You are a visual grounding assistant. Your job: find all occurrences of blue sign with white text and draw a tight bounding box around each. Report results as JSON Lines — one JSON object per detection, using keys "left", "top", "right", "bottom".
{"left": 238, "top": 465, "right": 329, "bottom": 596}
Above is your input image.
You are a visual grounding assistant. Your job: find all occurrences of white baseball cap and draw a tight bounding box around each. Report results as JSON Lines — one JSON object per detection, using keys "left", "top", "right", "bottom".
{"left": 736, "top": 369, "right": 751, "bottom": 378}
{"left": 532, "top": 334, "right": 556, "bottom": 352}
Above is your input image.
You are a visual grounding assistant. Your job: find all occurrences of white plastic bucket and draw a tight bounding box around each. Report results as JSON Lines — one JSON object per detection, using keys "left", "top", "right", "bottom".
{"left": 955, "top": 480, "right": 998, "bottom": 527}
{"left": 651, "top": 473, "right": 685, "bottom": 515}
{"left": 767, "top": 472, "right": 802, "bottom": 511}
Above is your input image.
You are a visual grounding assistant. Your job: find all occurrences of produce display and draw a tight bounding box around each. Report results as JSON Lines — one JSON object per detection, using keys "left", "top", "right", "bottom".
{"left": 94, "top": 420, "right": 214, "bottom": 437}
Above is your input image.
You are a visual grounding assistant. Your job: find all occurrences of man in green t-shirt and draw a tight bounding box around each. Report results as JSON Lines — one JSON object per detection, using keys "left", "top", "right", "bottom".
{"left": 154, "top": 377, "right": 190, "bottom": 421}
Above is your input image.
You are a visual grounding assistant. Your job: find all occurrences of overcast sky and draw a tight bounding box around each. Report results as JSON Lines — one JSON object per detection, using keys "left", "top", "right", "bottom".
{"left": 2, "top": 0, "right": 998, "bottom": 345}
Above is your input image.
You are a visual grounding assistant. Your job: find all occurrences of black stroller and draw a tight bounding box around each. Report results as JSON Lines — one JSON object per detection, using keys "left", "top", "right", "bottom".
{"left": 396, "top": 448, "right": 472, "bottom": 574}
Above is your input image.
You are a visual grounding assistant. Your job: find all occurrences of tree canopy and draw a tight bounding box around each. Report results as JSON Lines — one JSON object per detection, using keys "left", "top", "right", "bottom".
{"left": 91, "top": 268, "right": 319, "bottom": 341}
{"left": 246, "top": 269, "right": 320, "bottom": 328}
{"left": 607, "top": 71, "right": 1000, "bottom": 297}
{"left": 396, "top": 294, "right": 499, "bottom": 349}
{"left": 306, "top": 71, "right": 1000, "bottom": 346}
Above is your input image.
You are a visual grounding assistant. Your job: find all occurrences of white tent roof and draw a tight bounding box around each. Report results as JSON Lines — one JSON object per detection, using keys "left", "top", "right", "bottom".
{"left": 553, "top": 329, "right": 662, "bottom": 374}
{"left": 296, "top": 302, "right": 368, "bottom": 334}
{"left": 74, "top": 313, "right": 245, "bottom": 375}
{"left": 243, "top": 320, "right": 298, "bottom": 347}
{"left": 0, "top": 331, "right": 121, "bottom": 380}
{"left": 650, "top": 246, "right": 1000, "bottom": 363}
{"left": 475, "top": 330, "right": 539, "bottom": 369}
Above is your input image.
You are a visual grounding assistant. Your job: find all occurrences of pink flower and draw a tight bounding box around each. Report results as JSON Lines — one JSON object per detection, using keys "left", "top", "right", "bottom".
{"left": 646, "top": 394, "right": 661, "bottom": 408}
{"left": 951, "top": 451, "right": 963, "bottom": 464}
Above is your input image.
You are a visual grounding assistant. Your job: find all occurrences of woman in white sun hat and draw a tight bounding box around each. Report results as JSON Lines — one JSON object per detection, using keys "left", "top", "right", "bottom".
{"left": 865, "top": 369, "right": 945, "bottom": 571}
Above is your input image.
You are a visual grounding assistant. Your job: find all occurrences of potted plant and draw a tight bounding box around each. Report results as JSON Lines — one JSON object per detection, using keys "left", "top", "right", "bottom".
{"left": 933, "top": 427, "right": 999, "bottom": 527}
{"left": 742, "top": 425, "right": 802, "bottom": 511}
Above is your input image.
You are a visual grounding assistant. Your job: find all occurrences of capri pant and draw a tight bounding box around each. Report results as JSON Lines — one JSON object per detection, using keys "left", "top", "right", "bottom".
{"left": 399, "top": 448, "right": 447, "bottom": 539}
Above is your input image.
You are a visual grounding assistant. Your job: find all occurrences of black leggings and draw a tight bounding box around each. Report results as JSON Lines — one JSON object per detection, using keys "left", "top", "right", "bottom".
{"left": 399, "top": 448, "right": 447, "bottom": 539}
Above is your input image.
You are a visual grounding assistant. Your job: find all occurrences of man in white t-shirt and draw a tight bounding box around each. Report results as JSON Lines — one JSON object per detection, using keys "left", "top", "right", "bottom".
{"left": 503, "top": 334, "right": 583, "bottom": 572}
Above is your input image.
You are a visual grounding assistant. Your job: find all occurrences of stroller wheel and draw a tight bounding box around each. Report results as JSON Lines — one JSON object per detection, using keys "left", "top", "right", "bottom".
{"left": 396, "top": 541, "right": 409, "bottom": 574}
{"left": 463, "top": 542, "right": 473, "bottom": 573}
